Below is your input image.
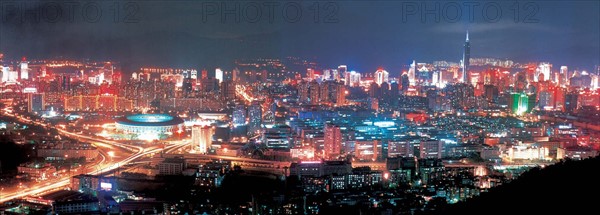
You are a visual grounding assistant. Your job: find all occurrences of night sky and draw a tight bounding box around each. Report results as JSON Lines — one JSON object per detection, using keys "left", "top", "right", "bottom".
{"left": 0, "top": 0, "right": 598, "bottom": 73}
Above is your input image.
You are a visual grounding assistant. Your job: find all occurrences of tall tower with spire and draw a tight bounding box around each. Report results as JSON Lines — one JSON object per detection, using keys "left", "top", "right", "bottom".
{"left": 462, "top": 31, "right": 470, "bottom": 83}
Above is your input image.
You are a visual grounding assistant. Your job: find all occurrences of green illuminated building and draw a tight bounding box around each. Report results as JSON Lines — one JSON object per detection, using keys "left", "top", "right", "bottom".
{"left": 510, "top": 93, "right": 531, "bottom": 115}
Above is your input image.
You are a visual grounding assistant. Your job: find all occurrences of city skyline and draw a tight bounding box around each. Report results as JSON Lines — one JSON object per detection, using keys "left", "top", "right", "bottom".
{"left": 1, "top": 1, "right": 600, "bottom": 214}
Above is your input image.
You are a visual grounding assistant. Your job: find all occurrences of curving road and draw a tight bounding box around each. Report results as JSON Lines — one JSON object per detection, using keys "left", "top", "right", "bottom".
{"left": 0, "top": 111, "right": 186, "bottom": 203}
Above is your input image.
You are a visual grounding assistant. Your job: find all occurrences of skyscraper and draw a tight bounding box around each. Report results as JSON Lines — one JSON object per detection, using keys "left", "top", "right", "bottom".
{"left": 338, "top": 65, "right": 348, "bottom": 85}
{"left": 307, "top": 68, "right": 316, "bottom": 80}
{"left": 509, "top": 93, "right": 531, "bottom": 115}
{"left": 201, "top": 69, "right": 208, "bottom": 79}
{"left": 324, "top": 124, "right": 342, "bottom": 159}
{"left": 309, "top": 81, "right": 320, "bottom": 105}
{"left": 336, "top": 83, "right": 347, "bottom": 106}
{"left": 232, "top": 68, "right": 239, "bottom": 82}
{"left": 101, "top": 62, "right": 113, "bottom": 84}
{"left": 182, "top": 78, "right": 193, "bottom": 97}
{"left": 408, "top": 61, "right": 416, "bottom": 85}
{"left": 427, "top": 88, "right": 440, "bottom": 111}
{"left": 20, "top": 60, "right": 29, "bottom": 80}
{"left": 232, "top": 104, "right": 246, "bottom": 126}
{"left": 323, "top": 69, "right": 331, "bottom": 80}
{"left": 215, "top": 68, "right": 223, "bottom": 83}
{"left": 192, "top": 125, "right": 213, "bottom": 154}
{"left": 374, "top": 68, "right": 389, "bottom": 86}
{"left": 298, "top": 81, "right": 310, "bottom": 103}
{"left": 247, "top": 102, "right": 262, "bottom": 134}
{"left": 560, "top": 66, "right": 568, "bottom": 86}
{"left": 348, "top": 71, "right": 361, "bottom": 87}
{"left": 537, "top": 62, "right": 552, "bottom": 82}
{"left": 190, "top": 70, "right": 198, "bottom": 79}
{"left": 27, "top": 93, "right": 45, "bottom": 113}
{"left": 220, "top": 80, "right": 236, "bottom": 100}
{"left": 462, "top": 31, "right": 470, "bottom": 83}
{"left": 61, "top": 75, "right": 71, "bottom": 91}
{"left": 401, "top": 73, "right": 409, "bottom": 92}
{"left": 1, "top": 66, "right": 8, "bottom": 82}
{"left": 390, "top": 82, "right": 399, "bottom": 106}
{"left": 332, "top": 69, "right": 340, "bottom": 81}
{"left": 565, "top": 92, "right": 578, "bottom": 112}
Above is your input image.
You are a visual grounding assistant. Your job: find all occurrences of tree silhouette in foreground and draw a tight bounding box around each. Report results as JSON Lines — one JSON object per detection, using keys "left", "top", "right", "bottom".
{"left": 433, "top": 156, "right": 600, "bottom": 214}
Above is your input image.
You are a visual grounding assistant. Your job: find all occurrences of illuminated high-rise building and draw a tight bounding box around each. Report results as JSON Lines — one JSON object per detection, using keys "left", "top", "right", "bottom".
{"left": 427, "top": 88, "right": 441, "bottom": 111}
{"left": 338, "top": 65, "right": 347, "bottom": 76}
{"left": 182, "top": 78, "right": 193, "bottom": 97}
{"left": 190, "top": 70, "right": 198, "bottom": 79}
{"left": 348, "top": 71, "right": 361, "bottom": 87}
{"left": 432, "top": 71, "right": 439, "bottom": 86}
{"left": 215, "top": 68, "right": 223, "bottom": 83}
{"left": 60, "top": 75, "right": 71, "bottom": 91}
{"left": 324, "top": 124, "right": 342, "bottom": 159}
{"left": 192, "top": 125, "right": 213, "bottom": 154}
{"left": 323, "top": 69, "right": 331, "bottom": 80}
{"left": 298, "top": 82, "right": 310, "bottom": 103}
{"left": 1, "top": 66, "right": 8, "bottom": 82}
{"left": 552, "top": 86, "right": 566, "bottom": 111}
{"left": 131, "top": 72, "right": 138, "bottom": 81}
{"left": 390, "top": 81, "right": 399, "bottom": 105}
{"left": 27, "top": 93, "right": 45, "bottom": 113}
{"left": 538, "top": 91, "right": 552, "bottom": 110}
{"left": 565, "top": 92, "right": 578, "bottom": 112}
{"left": 307, "top": 68, "right": 316, "bottom": 80}
{"left": 102, "top": 62, "right": 113, "bottom": 83}
{"left": 339, "top": 65, "right": 350, "bottom": 85}
{"left": 483, "top": 84, "right": 499, "bottom": 103}
{"left": 20, "top": 60, "right": 29, "bottom": 80}
{"left": 350, "top": 71, "right": 358, "bottom": 85}
{"left": 408, "top": 60, "right": 416, "bottom": 85}
{"left": 319, "top": 81, "right": 331, "bottom": 103}
{"left": 401, "top": 73, "right": 409, "bottom": 92}
{"left": 462, "top": 31, "right": 470, "bottom": 83}
{"left": 247, "top": 102, "right": 262, "bottom": 134}
{"left": 559, "top": 66, "right": 569, "bottom": 87}
{"left": 419, "top": 140, "right": 443, "bottom": 159}
{"left": 374, "top": 68, "right": 389, "bottom": 86}
{"left": 344, "top": 71, "right": 350, "bottom": 85}
{"left": 332, "top": 69, "right": 340, "bottom": 81}
{"left": 201, "top": 69, "right": 208, "bottom": 79}
{"left": 336, "top": 83, "right": 347, "bottom": 106}
{"left": 262, "top": 125, "right": 291, "bottom": 149}
{"left": 232, "top": 104, "right": 246, "bottom": 126}
{"left": 232, "top": 68, "right": 239, "bottom": 82}
{"left": 537, "top": 62, "right": 552, "bottom": 82}
{"left": 309, "top": 81, "right": 320, "bottom": 105}
{"left": 592, "top": 75, "right": 599, "bottom": 90}
{"left": 220, "top": 80, "right": 236, "bottom": 100}
{"left": 9, "top": 70, "right": 18, "bottom": 82}
{"left": 509, "top": 93, "right": 530, "bottom": 115}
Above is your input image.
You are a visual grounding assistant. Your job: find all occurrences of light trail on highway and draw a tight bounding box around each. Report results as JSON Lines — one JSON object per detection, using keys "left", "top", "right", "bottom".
{"left": 0, "top": 110, "right": 187, "bottom": 203}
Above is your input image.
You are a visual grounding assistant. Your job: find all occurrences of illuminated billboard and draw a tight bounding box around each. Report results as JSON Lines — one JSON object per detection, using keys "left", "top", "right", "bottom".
{"left": 100, "top": 182, "right": 112, "bottom": 191}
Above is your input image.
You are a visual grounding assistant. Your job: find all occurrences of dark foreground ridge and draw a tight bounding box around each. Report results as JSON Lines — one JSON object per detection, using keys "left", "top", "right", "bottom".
{"left": 435, "top": 156, "right": 600, "bottom": 215}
